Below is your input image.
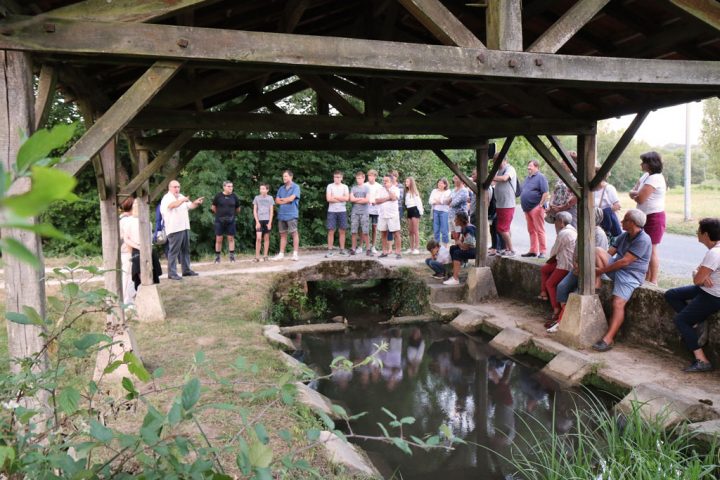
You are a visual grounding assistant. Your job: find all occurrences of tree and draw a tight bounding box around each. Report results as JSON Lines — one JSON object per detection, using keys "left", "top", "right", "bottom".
{"left": 700, "top": 97, "right": 720, "bottom": 178}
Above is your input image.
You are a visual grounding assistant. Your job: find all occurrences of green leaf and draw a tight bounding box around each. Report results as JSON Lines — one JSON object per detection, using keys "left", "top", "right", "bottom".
{"left": 74, "top": 333, "right": 111, "bottom": 351}
{"left": 254, "top": 423, "right": 269, "bottom": 445}
{"left": 123, "top": 351, "right": 151, "bottom": 382}
{"left": 3, "top": 166, "right": 78, "bottom": 217}
{"left": 58, "top": 387, "right": 81, "bottom": 414}
{"left": 0, "top": 445, "right": 15, "bottom": 469}
{"left": 248, "top": 441, "right": 273, "bottom": 469}
{"left": 16, "top": 123, "right": 77, "bottom": 173}
{"left": 61, "top": 282, "right": 80, "bottom": 297}
{"left": 104, "top": 360, "right": 123, "bottom": 374}
{"left": 167, "top": 402, "right": 182, "bottom": 426}
{"left": 140, "top": 406, "right": 164, "bottom": 445}
{"left": 377, "top": 423, "right": 389, "bottom": 438}
{"left": 47, "top": 295, "right": 64, "bottom": 312}
{"left": 278, "top": 429, "right": 292, "bottom": 443}
{"left": 181, "top": 378, "right": 201, "bottom": 411}
{"left": 0, "top": 238, "right": 40, "bottom": 269}
{"left": 331, "top": 404, "right": 348, "bottom": 419}
{"left": 381, "top": 407, "right": 397, "bottom": 421}
{"left": 391, "top": 437, "right": 413, "bottom": 455}
{"left": 306, "top": 428, "right": 320, "bottom": 442}
{"left": 89, "top": 419, "right": 113, "bottom": 443}
{"left": 6, "top": 312, "right": 33, "bottom": 326}
{"left": 14, "top": 406, "right": 37, "bottom": 424}
{"left": 400, "top": 416, "right": 415, "bottom": 425}
{"left": 280, "top": 383, "right": 296, "bottom": 406}
{"left": 252, "top": 467, "right": 273, "bottom": 480}
{"left": 317, "top": 411, "right": 335, "bottom": 430}
{"left": 194, "top": 351, "right": 206, "bottom": 364}
{"left": 121, "top": 377, "right": 137, "bottom": 395}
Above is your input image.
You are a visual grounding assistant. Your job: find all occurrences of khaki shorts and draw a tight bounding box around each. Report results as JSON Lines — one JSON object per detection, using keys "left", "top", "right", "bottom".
{"left": 377, "top": 216, "right": 400, "bottom": 233}
{"left": 278, "top": 219, "right": 298, "bottom": 233}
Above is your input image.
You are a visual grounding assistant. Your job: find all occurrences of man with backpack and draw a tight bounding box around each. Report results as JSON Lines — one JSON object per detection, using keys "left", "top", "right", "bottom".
{"left": 492, "top": 155, "right": 518, "bottom": 257}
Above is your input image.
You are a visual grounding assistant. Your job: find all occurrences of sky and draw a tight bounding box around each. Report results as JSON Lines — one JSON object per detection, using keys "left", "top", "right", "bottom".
{"left": 603, "top": 101, "right": 704, "bottom": 147}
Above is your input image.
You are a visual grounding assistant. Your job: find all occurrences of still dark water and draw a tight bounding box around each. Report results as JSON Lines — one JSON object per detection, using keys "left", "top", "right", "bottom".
{"left": 299, "top": 324, "right": 596, "bottom": 480}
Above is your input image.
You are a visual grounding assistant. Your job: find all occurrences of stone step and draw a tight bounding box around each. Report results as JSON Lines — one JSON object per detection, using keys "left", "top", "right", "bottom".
{"left": 379, "top": 314, "right": 436, "bottom": 326}
{"left": 280, "top": 323, "right": 347, "bottom": 334}
{"left": 429, "top": 303, "right": 461, "bottom": 320}
{"left": 427, "top": 283, "right": 466, "bottom": 304}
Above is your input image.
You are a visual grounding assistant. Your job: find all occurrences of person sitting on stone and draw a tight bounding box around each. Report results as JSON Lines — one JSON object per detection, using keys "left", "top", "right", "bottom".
{"left": 664, "top": 218, "right": 720, "bottom": 373}
{"left": 443, "top": 211, "right": 476, "bottom": 286}
{"left": 539, "top": 211, "right": 577, "bottom": 330}
{"left": 592, "top": 209, "right": 652, "bottom": 351}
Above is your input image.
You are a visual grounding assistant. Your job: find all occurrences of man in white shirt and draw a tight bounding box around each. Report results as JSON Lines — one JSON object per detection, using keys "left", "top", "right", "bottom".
{"left": 160, "top": 180, "right": 204, "bottom": 280}
{"left": 375, "top": 175, "right": 402, "bottom": 259}
{"left": 325, "top": 170, "right": 350, "bottom": 257}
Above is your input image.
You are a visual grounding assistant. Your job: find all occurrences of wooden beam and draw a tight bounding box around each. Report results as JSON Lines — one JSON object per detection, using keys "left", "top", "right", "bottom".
{"left": 527, "top": 0, "right": 611, "bottom": 53}
{"left": 486, "top": 0, "right": 523, "bottom": 51}
{"left": 120, "top": 131, "right": 194, "bottom": 197}
{"left": 388, "top": 81, "right": 439, "bottom": 117}
{"left": 432, "top": 149, "right": 477, "bottom": 195}
{"left": 135, "top": 136, "right": 489, "bottom": 151}
{"left": 128, "top": 111, "right": 595, "bottom": 136}
{"left": 233, "top": 79, "right": 309, "bottom": 113}
{"left": 150, "top": 70, "right": 262, "bottom": 109}
{"left": 136, "top": 149, "right": 154, "bottom": 287}
{"left": 590, "top": 110, "right": 649, "bottom": 190}
{"left": 668, "top": 0, "right": 720, "bottom": 32}
{"left": 33, "top": 64, "right": 56, "bottom": 130}
{"left": 577, "top": 133, "right": 597, "bottom": 295}
{"left": 75, "top": 100, "right": 108, "bottom": 201}
{"left": 397, "top": 0, "right": 486, "bottom": 48}
{"left": 300, "top": 75, "right": 362, "bottom": 117}
{"left": 60, "top": 61, "right": 181, "bottom": 177}
{"left": 525, "top": 135, "right": 581, "bottom": 197}
{"left": 150, "top": 150, "right": 197, "bottom": 202}
{"left": 475, "top": 144, "right": 489, "bottom": 267}
{"left": 483, "top": 136, "right": 514, "bottom": 189}
{"left": 44, "top": 0, "right": 222, "bottom": 23}
{"left": 5, "top": 17, "right": 719, "bottom": 87}
{"left": 547, "top": 135, "right": 577, "bottom": 174}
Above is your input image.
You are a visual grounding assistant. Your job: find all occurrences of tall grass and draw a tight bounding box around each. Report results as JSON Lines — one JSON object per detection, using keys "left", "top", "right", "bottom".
{"left": 505, "top": 393, "right": 719, "bottom": 479}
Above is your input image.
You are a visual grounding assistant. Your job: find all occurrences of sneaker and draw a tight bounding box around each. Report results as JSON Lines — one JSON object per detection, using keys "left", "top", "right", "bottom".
{"left": 371, "top": 247, "right": 378, "bottom": 254}
{"left": 253, "top": 257, "right": 260, "bottom": 263}
{"left": 378, "top": 253, "right": 389, "bottom": 258}
{"left": 356, "top": 247, "right": 363, "bottom": 254}
{"left": 229, "top": 253, "right": 235, "bottom": 262}
{"left": 183, "top": 270, "right": 199, "bottom": 277}
{"left": 592, "top": 340, "right": 613, "bottom": 352}
{"left": 214, "top": 255, "right": 221, "bottom": 264}
{"left": 432, "top": 274, "right": 445, "bottom": 280}
{"left": 272, "top": 253, "right": 285, "bottom": 261}
{"left": 502, "top": 250, "right": 516, "bottom": 257}
{"left": 521, "top": 252, "right": 537, "bottom": 257}
{"left": 366, "top": 249, "right": 373, "bottom": 256}
{"left": 349, "top": 249, "right": 356, "bottom": 256}
{"left": 488, "top": 249, "right": 498, "bottom": 257}
{"left": 325, "top": 250, "right": 334, "bottom": 258}
{"left": 395, "top": 254, "right": 402, "bottom": 259}
{"left": 292, "top": 251, "right": 299, "bottom": 261}
{"left": 684, "top": 360, "right": 713, "bottom": 373}
{"left": 263, "top": 256, "right": 269, "bottom": 262}
{"left": 443, "top": 277, "right": 460, "bottom": 286}
{"left": 547, "top": 322, "right": 559, "bottom": 333}
{"left": 537, "top": 253, "right": 546, "bottom": 259}
{"left": 412, "top": 249, "right": 421, "bottom": 255}
{"left": 338, "top": 249, "right": 348, "bottom": 256}
{"left": 404, "top": 248, "right": 413, "bottom": 254}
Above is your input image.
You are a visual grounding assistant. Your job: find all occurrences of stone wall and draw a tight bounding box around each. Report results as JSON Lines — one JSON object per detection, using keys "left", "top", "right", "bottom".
{"left": 490, "top": 257, "right": 720, "bottom": 363}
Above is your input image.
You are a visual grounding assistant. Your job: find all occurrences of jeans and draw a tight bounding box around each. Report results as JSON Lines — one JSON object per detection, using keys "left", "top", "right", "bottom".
{"left": 167, "top": 229, "right": 192, "bottom": 278}
{"left": 556, "top": 272, "right": 578, "bottom": 304}
{"left": 433, "top": 210, "right": 449, "bottom": 244}
{"left": 489, "top": 214, "right": 505, "bottom": 251}
{"left": 524, "top": 204, "right": 546, "bottom": 254}
{"left": 665, "top": 285, "right": 720, "bottom": 352}
{"left": 425, "top": 258, "right": 446, "bottom": 276}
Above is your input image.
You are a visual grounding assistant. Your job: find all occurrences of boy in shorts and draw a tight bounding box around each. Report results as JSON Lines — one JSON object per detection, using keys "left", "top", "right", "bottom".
{"left": 253, "top": 184, "right": 274, "bottom": 261}
{"left": 375, "top": 175, "right": 402, "bottom": 259}
{"left": 366, "top": 169, "right": 382, "bottom": 253}
{"left": 350, "top": 171, "right": 371, "bottom": 256}
{"left": 326, "top": 170, "right": 350, "bottom": 257}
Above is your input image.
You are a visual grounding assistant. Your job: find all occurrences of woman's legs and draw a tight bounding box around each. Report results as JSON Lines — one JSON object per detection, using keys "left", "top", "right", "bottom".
{"left": 433, "top": 211, "right": 441, "bottom": 242}
{"left": 647, "top": 244, "right": 660, "bottom": 284}
{"left": 410, "top": 217, "right": 419, "bottom": 250}
{"left": 665, "top": 286, "right": 720, "bottom": 363}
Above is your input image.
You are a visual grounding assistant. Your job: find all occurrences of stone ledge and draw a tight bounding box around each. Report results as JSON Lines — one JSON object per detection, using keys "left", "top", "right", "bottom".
{"left": 489, "top": 327, "right": 532, "bottom": 356}
{"left": 688, "top": 419, "right": 720, "bottom": 444}
{"left": 542, "top": 350, "right": 596, "bottom": 385}
{"left": 380, "top": 314, "right": 437, "bottom": 326}
{"left": 429, "top": 303, "right": 461, "bottom": 321}
{"left": 280, "top": 323, "right": 347, "bottom": 334}
{"left": 295, "top": 382, "right": 346, "bottom": 420}
{"left": 616, "top": 383, "right": 720, "bottom": 428}
{"left": 262, "top": 325, "right": 296, "bottom": 351}
{"left": 319, "top": 430, "right": 381, "bottom": 478}
{"left": 450, "top": 309, "right": 492, "bottom": 333}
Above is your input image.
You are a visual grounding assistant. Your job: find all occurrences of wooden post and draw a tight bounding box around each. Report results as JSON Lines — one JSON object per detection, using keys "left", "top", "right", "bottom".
{"left": 486, "top": 0, "right": 523, "bottom": 50}
{"left": 577, "top": 133, "right": 597, "bottom": 295}
{"left": 475, "top": 144, "right": 489, "bottom": 267}
{"left": 137, "top": 148, "right": 154, "bottom": 287}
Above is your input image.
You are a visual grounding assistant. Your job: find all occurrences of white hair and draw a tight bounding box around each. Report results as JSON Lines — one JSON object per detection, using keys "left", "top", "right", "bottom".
{"left": 556, "top": 211, "right": 572, "bottom": 226}
{"left": 625, "top": 208, "right": 647, "bottom": 228}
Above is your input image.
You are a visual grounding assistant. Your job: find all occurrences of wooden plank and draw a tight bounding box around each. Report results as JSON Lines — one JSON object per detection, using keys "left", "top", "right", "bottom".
{"left": 432, "top": 149, "right": 477, "bottom": 195}
{"left": 527, "top": 0, "right": 611, "bottom": 53}
{"left": 547, "top": 135, "right": 577, "bottom": 174}
{"left": 33, "top": 64, "right": 56, "bottom": 130}
{"left": 0, "top": 50, "right": 49, "bottom": 373}
{"left": 44, "top": 0, "right": 222, "bottom": 23}
{"left": 150, "top": 150, "right": 197, "bottom": 202}
{"left": 577, "top": 133, "right": 597, "bottom": 295}
{"left": 388, "top": 81, "right": 439, "bottom": 117}
{"left": 5, "top": 16, "right": 719, "bottom": 87}
{"left": 120, "top": 131, "right": 195, "bottom": 197}
{"left": 482, "top": 136, "right": 514, "bottom": 189}
{"left": 486, "top": 0, "right": 523, "bottom": 51}
{"left": 475, "top": 144, "right": 489, "bottom": 267}
{"left": 128, "top": 111, "right": 595, "bottom": 136}
{"left": 590, "top": 110, "right": 649, "bottom": 190}
{"left": 397, "top": 0, "right": 486, "bottom": 48}
{"left": 300, "top": 75, "right": 362, "bottom": 117}
{"left": 59, "top": 61, "right": 181, "bottom": 177}
{"left": 364, "top": 77, "right": 383, "bottom": 119}
{"left": 135, "top": 136, "right": 488, "bottom": 151}
{"left": 136, "top": 149, "right": 154, "bottom": 286}
{"left": 668, "top": 0, "right": 720, "bottom": 32}
{"left": 76, "top": 100, "right": 108, "bottom": 201}
{"left": 525, "top": 135, "right": 581, "bottom": 197}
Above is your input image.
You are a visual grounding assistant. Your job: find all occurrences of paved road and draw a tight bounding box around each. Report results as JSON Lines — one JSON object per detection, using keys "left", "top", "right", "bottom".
{"left": 507, "top": 206, "right": 704, "bottom": 278}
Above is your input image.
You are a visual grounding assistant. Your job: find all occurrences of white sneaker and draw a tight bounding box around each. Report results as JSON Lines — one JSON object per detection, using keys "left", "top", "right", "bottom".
{"left": 371, "top": 247, "right": 378, "bottom": 254}
{"left": 272, "top": 253, "right": 284, "bottom": 261}
{"left": 443, "top": 277, "right": 460, "bottom": 285}
{"left": 547, "top": 323, "right": 559, "bottom": 333}
{"left": 412, "top": 249, "right": 420, "bottom": 255}
{"left": 292, "top": 251, "right": 299, "bottom": 261}
{"left": 404, "top": 248, "right": 413, "bottom": 254}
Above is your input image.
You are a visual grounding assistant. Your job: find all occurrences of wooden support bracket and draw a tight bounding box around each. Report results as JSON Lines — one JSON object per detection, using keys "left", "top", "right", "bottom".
{"left": 433, "top": 149, "right": 477, "bottom": 195}
{"left": 590, "top": 110, "right": 649, "bottom": 190}
{"left": 525, "top": 135, "right": 581, "bottom": 198}
{"left": 483, "top": 136, "right": 514, "bottom": 189}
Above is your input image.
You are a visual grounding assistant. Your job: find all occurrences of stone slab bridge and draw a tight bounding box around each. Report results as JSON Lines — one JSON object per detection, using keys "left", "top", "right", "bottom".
{"left": 1, "top": 0, "right": 719, "bottom": 377}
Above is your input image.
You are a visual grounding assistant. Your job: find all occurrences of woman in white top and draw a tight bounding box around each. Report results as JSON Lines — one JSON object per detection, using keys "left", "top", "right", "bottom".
{"left": 428, "top": 178, "right": 451, "bottom": 246}
{"left": 404, "top": 177, "right": 424, "bottom": 254}
{"left": 664, "top": 218, "right": 720, "bottom": 373}
{"left": 593, "top": 168, "right": 622, "bottom": 239}
{"left": 118, "top": 197, "right": 136, "bottom": 306}
{"left": 629, "top": 151, "right": 667, "bottom": 285}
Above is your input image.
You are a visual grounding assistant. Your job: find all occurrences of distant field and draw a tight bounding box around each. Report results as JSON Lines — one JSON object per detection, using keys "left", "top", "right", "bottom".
{"left": 618, "top": 184, "right": 719, "bottom": 236}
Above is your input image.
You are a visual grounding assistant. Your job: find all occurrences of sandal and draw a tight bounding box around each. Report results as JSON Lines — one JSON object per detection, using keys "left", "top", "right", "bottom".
{"left": 253, "top": 257, "right": 260, "bottom": 262}
{"left": 263, "top": 256, "right": 269, "bottom": 262}
{"left": 537, "top": 294, "right": 549, "bottom": 301}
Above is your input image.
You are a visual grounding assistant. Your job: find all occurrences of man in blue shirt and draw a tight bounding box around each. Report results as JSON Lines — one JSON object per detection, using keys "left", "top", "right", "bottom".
{"left": 592, "top": 209, "right": 652, "bottom": 351}
{"left": 273, "top": 170, "right": 301, "bottom": 261}
{"left": 443, "top": 211, "right": 476, "bottom": 285}
{"left": 520, "top": 160, "right": 550, "bottom": 258}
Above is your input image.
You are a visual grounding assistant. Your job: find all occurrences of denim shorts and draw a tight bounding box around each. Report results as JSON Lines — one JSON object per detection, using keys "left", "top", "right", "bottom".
{"left": 327, "top": 211, "right": 348, "bottom": 230}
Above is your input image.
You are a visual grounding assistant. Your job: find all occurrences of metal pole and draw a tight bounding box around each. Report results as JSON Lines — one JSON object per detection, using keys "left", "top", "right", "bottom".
{"left": 684, "top": 103, "right": 692, "bottom": 222}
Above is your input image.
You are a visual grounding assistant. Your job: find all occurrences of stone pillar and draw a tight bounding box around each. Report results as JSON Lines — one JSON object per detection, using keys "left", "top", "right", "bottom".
{"left": 134, "top": 148, "right": 166, "bottom": 322}
{"left": 558, "top": 130, "right": 606, "bottom": 347}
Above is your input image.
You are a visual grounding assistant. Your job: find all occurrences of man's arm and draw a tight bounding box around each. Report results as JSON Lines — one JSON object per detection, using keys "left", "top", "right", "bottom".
{"left": 187, "top": 197, "right": 204, "bottom": 210}
{"left": 694, "top": 266, "right": 714, "bottom": 288}
{"left": 598, "top": 251, "right": 637, "bottom": 274}
{"left": 276, "top": 194, "right": 296, "bottom": 205}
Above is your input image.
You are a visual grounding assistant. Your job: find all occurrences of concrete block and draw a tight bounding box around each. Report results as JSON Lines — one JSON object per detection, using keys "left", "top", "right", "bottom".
{"left": 319, "top": 431, "right": 381, "bottom": 478}
{"left": 450, "top": 309, "right": 492, "bottom": 333}
{"left": 465, "top": 266, "right": 498, "bottom": 304}
{"left": 135, "top": 284, "right": 166, "bottom": 322}
{"left": 482, "top": 315, "right": 517, "bottom": 334}
{"left": 556, "top": 293, "right": 607, "bottom": 349}
{"left": 688, "top": 419, "right": 720, "bottom": 444}
{"left": 542, "top": 350, "right": 594, "bottom": 385}
{"left": 428, "top": 283, "right": 465, "bottom": 303}
{"left": 262, "top": 325, "right": 296, "bottom": 351}
{"left": 280, "top": 323, "right": 347, "bottom": 334}
{"left": 489, "top": 327, "right": 532, "bottom": 356}
{"left": 532, "top": 337, "right": 572, "bottom": 357}
{"left": 295, "top": 382, "right": 345, "bottom": 420}
{"left": 430, "top": 303, "right": 461, "bottom": 320}
{"left": 616, "top": 383, "right": 720, "bottom": 428}
{"left": 380, "top": 314, "right": 437, "bottom": 326}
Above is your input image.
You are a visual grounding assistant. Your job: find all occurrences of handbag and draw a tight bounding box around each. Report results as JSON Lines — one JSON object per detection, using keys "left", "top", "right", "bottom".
{"left": 154, "top": 228, "right": 167, "bottom": 245}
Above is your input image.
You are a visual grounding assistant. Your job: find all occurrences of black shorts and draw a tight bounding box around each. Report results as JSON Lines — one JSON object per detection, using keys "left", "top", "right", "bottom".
{"left": 406, "top": 206, "right": 421, "bottom": 219}
{"left": 214, "top": 217, "right": 237, "bottom": 236}
{"left": 256, "top": 220, "right": 270, "bottom": 235}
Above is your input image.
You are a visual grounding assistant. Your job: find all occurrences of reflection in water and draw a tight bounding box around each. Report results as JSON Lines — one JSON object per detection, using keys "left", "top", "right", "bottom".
{"left": 301, "top": 324, "right": 588, "bottom": 480}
